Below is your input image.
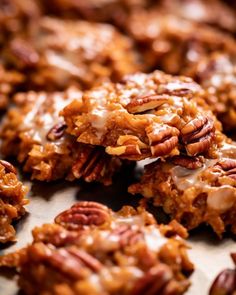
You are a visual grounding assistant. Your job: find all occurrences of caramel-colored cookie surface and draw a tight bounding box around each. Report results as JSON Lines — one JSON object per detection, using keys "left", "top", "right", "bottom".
{"left": 0, "top": 88, "right": 122, "bottom": 184}
{"left": 0, "top": 201, "right": 193, "bottom": 295}
{"left": 62, "top": 70, "right": 221, "bottom": 160}
{"left": 4, "top": 17, "right": 140, "bottom": 91}
{"left": 127, "top": 11, "right": 236, "bottom": 130}
{"left": 129, "top": 138, "right": 236, "bottom": 236}
{"left": 0, "top": 160, "right": 28, "bottom": 243}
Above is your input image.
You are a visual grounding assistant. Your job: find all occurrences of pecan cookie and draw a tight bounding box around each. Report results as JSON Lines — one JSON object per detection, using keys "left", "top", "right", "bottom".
{"left": 0, "top": 160, "right": 28, "bottom": 243}
{"left": 4, "top": 17, "right": 140, "bottom": 91}
{"left": 129, "top": 138, "right": 236, "bottom": 237}
{"left": 127, "top": 10, "right": 236, "bottom": 75}
{"left": 62, "top": 70, "right": 221, "bottom": 161}
{"left": 0, "top": 201, "right": 194, "bottom": 294}
{"left": 0, "top": 87, "right": 122, "bottom": 184}
{"left": 127, "top": 11, "right": 236, "bottom": 130}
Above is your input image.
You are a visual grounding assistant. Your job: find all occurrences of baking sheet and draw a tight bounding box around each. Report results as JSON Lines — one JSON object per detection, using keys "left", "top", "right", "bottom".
{"left": 0, "top": 164, "right": 235, "bottom": 295}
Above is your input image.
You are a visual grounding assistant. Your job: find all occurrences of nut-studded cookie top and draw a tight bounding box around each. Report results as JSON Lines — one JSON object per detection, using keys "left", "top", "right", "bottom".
{"left": 127, "top": 10, "right": 236, "bottom": 131}
{"left": 194, "top": 53, "right": 236, "bottom": 131}
{"left": 0, "top": 87, "right": 122, "bottom": 184}
{"left": 127, "top": 10, "right": 236, "bottom": 74}
{"left": 129, "top": 138, "right": 236, "bottom": 236}
{"left": 0, "top": 87, "right": 81, "bottom": 181}
{"left": 0, "top": 201, "right": 194, "bottom": 295}
{"left": 62, "top": 70, "right": 221, "bottom": 160}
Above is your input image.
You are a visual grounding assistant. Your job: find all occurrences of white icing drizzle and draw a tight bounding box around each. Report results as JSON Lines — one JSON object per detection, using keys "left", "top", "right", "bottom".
{"left": 113, "top": 215, "right": 145, "bottom": 227}
{"left": 171, "top": 159, "right": 217, "bottom": 191}
{"left": 90, "top": 108, "right": 109, "bottom": 137}
{"left": 114, "top": 216, "right": 168, "bottom": 252}
{"left": 171, "top": 141, "right": 236, "bottom": 212}
{"left": 144, "top": 226, "right": 168, "bottom": 252}
{"left": 46, "top": 51, "right": 85, "bottom": 77}
{"left": 39, "top": 17, "right": 115, "bottom": 60}
{"left": 22, "top": 91, "right": 77, "bottom": 145}
{"left": 207, "top": 186, "right": 236, "bottom": 212}
{"left": 220, "top": 142, "right": 236, "bottom": 158}
{"left": 23, "top": 93, "right": 47, "bottom": 128}
{"left": 181, "top": 2, "right": 206, "bottom": 20}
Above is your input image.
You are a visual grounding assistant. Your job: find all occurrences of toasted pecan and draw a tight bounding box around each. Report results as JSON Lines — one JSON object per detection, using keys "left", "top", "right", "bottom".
{"left": 55, "top": 202, "right": 111, "bottom": 229}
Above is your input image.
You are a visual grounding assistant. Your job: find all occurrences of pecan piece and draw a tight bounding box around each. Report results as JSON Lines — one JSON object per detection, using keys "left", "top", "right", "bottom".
{"left": 181, "top": 116, "right": 215, "bottom": 156}
{"left": 55, "top": 202, "right": 111, "bottom": 229}
{"left": 126, "top": 94, "right": 169, "bottom": 114}
{"left": 10, "top": 39, "right": 39, "bottom": 67}
{"left": 110, "top": 225, "right": 143, "bottom": 247}
{"left": 33, "top": 244, "right": 102, "bottom": 280}
{"left": 172, "top": 155, "right": 204, "bottom": 170}
{"left": 0, "top": 160, "right": 17, "bottom": 174}
{"left": 146, "top": 124, "right": 179, "bottom": 157}
{"left": 217, "top": 159, "right": 236, "bottom": 180}
{"left": 67, "top": 248, "right": 102, "bottom": 272}
{"left": 46, "top": 123, "right": 67, "bottom": 141}
{"left": 72, "top": 147, "right": 108, "bottom": 182}
{"left": 210, "top": 253, "right": 236, "bottom": 295}
{"left": 131, "top": 264, "right": 173, "bottom": 295}
{"left": 209, "top": 269, "right": 236, "bottom": 295}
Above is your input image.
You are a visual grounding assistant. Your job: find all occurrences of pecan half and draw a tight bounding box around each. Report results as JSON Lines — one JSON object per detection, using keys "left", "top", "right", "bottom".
{"left": 131, "top": 264, "right": 173, "bottom": 295}
{"left": 67, "top": 248, "right": 102, "bottom": 272}
{"left": 209, "top": 269, "right": 236, "bottom": 295}
{"left": 46, "top": 123, "right": 67, "bottom": 141}
{"left": 146, "top": 124, "right": 179, "bottom": 157}
{"left": 110, "top": 225, "right": 143, "bottom": 247}
{"left": 126, "top": 94, "right": 169, "bottom": 114}
{"left": 181, "top": 116, "right": 215, "bottom": 156}
{"left": 217, "top": 159, "right": 236, "bottom": 180}
{"left": 34, "top": 244, "right": 102, "bottom": 280}
{"left": 172, "top": 155, "right": 204, "bottom": 170}
{"left": 72, "top": 147, "right": 108, "bottom": 182}
{"left": 10, "top": 39, "right": 39, "bottom": 67}
{"left": 55, "top": 202, "right": 111, "bottom": 229}
{"left": 0, "top": 160, "right": 17, "bottom": 174}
